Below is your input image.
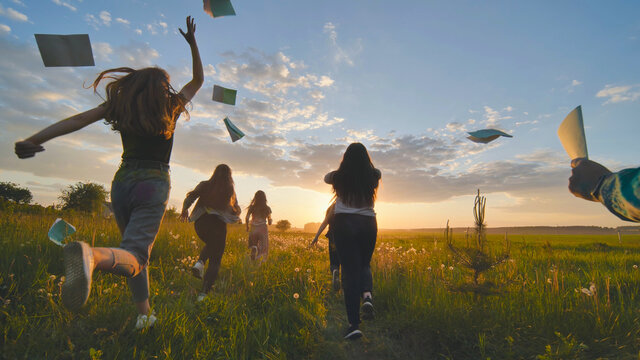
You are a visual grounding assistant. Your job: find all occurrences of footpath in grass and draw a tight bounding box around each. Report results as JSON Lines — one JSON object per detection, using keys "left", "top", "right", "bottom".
{"left": 2, "top": 212, "right": 640, "bottom": 359}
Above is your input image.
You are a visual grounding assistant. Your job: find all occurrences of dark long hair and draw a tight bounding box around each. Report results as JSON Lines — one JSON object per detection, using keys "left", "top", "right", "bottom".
{"left": 91, "top": 67, "right": 188, "bottom": 139}
{"left": 331, "top": 143, "right": 379, "bottom": 207}
{"left": 197, "top": 164, "right": 235, "bottom": 210}
{"left": 248, "top": 190, "right": 271, "bottom": 218}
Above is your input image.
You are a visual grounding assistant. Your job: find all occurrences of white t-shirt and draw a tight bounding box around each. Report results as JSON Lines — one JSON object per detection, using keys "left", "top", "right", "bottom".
{"left": 324, "top": 169, "right": 381, "bottom": 217}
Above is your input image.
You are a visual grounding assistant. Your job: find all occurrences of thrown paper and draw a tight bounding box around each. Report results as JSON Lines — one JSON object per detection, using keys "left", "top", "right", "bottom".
{"left": 213, "top": 85, "right": 237, "bottom": 105}
{"left": 557, "top": 105, "right": 588, "bottom": 160}
{"left": 203, "top": 0, "right": 236, "bottom": 18}
{"left": 34, "top": 34, "right": 95, "bottom": 67}
{"left": 467, "top": 129, "right": 513, "bottom": 144}
{"left": 48, "top": 218, "right": 76, "bottom": 246}
{"left": 224, "top": 117, "right": 245, "bottom": 142}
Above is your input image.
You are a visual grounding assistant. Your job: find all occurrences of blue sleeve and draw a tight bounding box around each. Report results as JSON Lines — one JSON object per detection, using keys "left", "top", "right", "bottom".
{"left": 597, "top": 167, "right": 640, "bottom": 222}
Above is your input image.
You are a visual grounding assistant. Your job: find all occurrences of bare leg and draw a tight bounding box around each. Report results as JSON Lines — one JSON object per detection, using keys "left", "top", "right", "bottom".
{"left": 92, "top": 247, "right": 141, "bottom": 277}
{"left": 135, "top": 299, "right": 150, "bottom": 315}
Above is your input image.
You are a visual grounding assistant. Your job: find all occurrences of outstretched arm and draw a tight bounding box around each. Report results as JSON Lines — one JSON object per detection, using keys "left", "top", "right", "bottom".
{"left": 309, "top": 218, "right": 330, "bottom": 248}
{"left": 245, "top": 210, "right": 251, "bottom": 232}
{"left": 15, "top": 105, "right": 105, "bottom": 159}
{"left": 178, "top": 16, "right": 204, "bottom": 102}
{"left": 180, "top": 185, "right": 201, "bottom": 221}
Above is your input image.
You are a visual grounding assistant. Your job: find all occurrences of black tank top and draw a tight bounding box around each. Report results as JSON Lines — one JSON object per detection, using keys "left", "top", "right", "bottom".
{"left": 120, "top": 132, "right": 173, "bottom": 164}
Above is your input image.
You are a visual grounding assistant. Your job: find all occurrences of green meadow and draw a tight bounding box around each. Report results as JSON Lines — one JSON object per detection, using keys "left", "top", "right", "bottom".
{"left": 2, "top": 211, "right": 640, "bottom": 359}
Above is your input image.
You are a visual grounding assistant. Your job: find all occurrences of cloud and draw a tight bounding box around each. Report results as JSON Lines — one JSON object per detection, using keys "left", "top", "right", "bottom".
{"left": 114, "top": 42, "right": 160, "bottom": 67}
{"left": 323, "top": 22, "right": 362, "bottom": 66}
{"left": 147, "top": 21, "right": 169, "bottom": 35}
{"left": 115, "top": 17, "right": 130, "bottom": 25}
{"left": 571, "top": 79, "right": 582, "bottom": 87}
{"left": 99, "top": 11, "right": 111, "bottom": 26}
{"left": 0, "top": 23, "right": 10, "bottom": 34}
{"left": 0, "top": 4, "right": 28, "bottom": 22}
{"left": 11, "top": 0, "right": 25, "bottom": 6}
{"left": 51, "top": 0, "right": 76, "bottom": 12}
{"left": 482, "top": 105, "right": 513, "bottom": 128}
{"left": 596, "top": 84, "right": 640, "bottom": 104}
{"left": 92, "top": 42, "right": 113, "bottom": 63}
{"left": 134, "top": 28, "right": 142, "bottom": 35}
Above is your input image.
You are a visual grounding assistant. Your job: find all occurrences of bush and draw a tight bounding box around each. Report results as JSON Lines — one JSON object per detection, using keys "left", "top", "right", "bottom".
{"left": 59, "top": 182, "right": 108, "bottom": 213}
{"left": 0, "top": 182, "right": 32, "bottom": 204}
{"left": 276, "top": 219, "right": 292, "bottom": 232}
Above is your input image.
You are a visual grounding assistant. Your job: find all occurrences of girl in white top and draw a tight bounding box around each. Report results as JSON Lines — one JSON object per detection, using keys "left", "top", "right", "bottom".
{"left": 324, "top": 142, "right": 381, "bottom": 340}
{"left": 245, "top": 190, "right": 273, "bottom": 261}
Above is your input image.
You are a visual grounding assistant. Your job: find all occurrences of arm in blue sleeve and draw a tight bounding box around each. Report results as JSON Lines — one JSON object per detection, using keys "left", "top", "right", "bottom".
{"left": 596, "top": 167, "right": 640, "bottom": 222}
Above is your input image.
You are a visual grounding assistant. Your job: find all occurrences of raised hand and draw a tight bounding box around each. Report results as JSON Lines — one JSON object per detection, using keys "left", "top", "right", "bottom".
{"left": 179, "top": 16, "right": 196, "bottom": 45}
{"left": 15, "top": 140, "right": 44, "bottom": 159}
{"left": 569, "top": 158, "right": 612, "bottom": 201}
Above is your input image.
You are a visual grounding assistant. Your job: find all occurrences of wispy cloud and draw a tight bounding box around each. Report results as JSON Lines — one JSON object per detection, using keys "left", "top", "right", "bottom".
{"left": 323, "top": 22, "right": 362, "bottom": 66}
{"left": 0, "top": 4, "right": 28, "bottom": 22}
{"left": 52, "top": 0, "right": 76, "bottom": 12}
{"left": 115, "top": 17, "right": 130, "bottom": 25}
{"left": 0, "top": 23, "right": 10, "bottom": 34}
{"left": 596, "top": 84, "right": 640, "bottom": 104}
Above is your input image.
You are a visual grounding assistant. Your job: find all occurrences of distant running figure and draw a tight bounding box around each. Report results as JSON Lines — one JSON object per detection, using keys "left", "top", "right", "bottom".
{"left": 13, "top": 16, "right": 203, "bottom": 329}
{"left": 324, "top": 142, "right": 381, "bottom": 340}
{"left": 309, "top": 202, "right": 341, "bottom": 291}
{"left": 245, "top": 190, "right": 273, "bottom": 261}
{"left": 569, "top": 158, "right": 640, "bottom": 222}
{"left": 180, "top": 164, "right": 241, "bottom": 301}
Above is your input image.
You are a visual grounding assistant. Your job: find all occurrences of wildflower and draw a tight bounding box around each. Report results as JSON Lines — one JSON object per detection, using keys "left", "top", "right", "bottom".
{"left": 306, "top": 269, "right": 311, "bottom": 273}
{"left": 589, "top": 283, "right": 596, "bottom": 294}
{"left": 293, "top": 293, "right": 299, "bottom": 299}
{"left": 448, "top": 266, "right": 454, "bottom": 271}
{"left": 250, "top": 282, "right": 254, "bottom": 286}
{"left": 633, "top": 265, "right": 638, "bottom": 269}
{"left": 547, "top": 278, "right": 552, "bottom": 284}
{"left": 49, "top": 275, "right": 56, "bottom": 280}
{"left": 581, "top": 288, "right": 593, "bottom": 296}
{"left": 440, "top": 264, "right": 445, "bottom": 269}
{"left": 295, "top": 267, "right": 300, "bottom": 272}
{"left": 427, "top": 266, "right": 432, "bottom": 271}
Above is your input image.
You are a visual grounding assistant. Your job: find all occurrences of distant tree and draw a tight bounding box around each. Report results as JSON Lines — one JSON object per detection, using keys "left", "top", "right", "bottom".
{"left": 276, "top": 219, "right": 292, "bottom": 232}
{"left": 0, "top": 182, "right": 33, "bottom": 204}
{"left": 59, "top": 182, "right": 108, "bottom": 213}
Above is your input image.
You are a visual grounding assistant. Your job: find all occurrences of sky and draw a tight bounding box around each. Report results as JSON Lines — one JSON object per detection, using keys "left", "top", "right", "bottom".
{"left": 1, "top": 1, "right": 639, "bottom": 229}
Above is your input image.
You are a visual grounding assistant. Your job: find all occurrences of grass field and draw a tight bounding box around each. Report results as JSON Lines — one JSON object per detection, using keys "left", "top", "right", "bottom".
{"left": 1, "top": 211, "right": 640, "bottom": 359}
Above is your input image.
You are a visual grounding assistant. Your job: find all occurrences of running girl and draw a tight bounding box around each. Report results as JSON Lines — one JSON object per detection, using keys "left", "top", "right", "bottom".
{"left": 245, "top": 190, "right": 273, "bottom": 261}
{"left": 14, "top": 16, "right": 204, "bottom": 329}
{"left": 309, "top": 202, "right": 341, "bottom": 291}
{"left": 180, "top": 164, "right": 241, "bottom": 302}
{"left": 324, "top": 142, "right": 381, "bottom": 340}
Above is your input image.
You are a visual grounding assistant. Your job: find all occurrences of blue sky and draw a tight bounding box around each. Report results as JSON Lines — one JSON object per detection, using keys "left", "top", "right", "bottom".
{"left": 1, "top": 1, "right": 639, "bottom": 228}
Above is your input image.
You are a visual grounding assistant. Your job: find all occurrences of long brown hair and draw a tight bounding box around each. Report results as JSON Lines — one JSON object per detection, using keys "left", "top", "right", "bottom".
{"left": 331, "top": 142, "right": 379, "bottom": 207}
{"left": 196, "top": 164, "right": 236, "bottom": 210}
{"left": 248, "top": 190, "right": 271, "bottom": 219}
{"left": 91, "top": 67, "right": 188, "bottom": 139}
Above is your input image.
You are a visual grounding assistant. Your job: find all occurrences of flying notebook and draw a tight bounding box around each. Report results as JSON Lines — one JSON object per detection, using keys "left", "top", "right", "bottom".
{"left": 47, "top": 218, "right": 76, "bottom": 246}
{"left": 223, "top": 117, "right": 244, "bottom": 142}
{"left": 213, "top": 85, "right": 237, "bottom": 105}
{"left": 467, "top": 129, "right": 513, "bottom": 144}
{"left": 557, "top": 105, "right": 588, "bottom": 160}
{"left": 34, "top": 34, "right": 95, "bottom": 67}
{"left": 203, "top": 0, "right": 236, "bottom": 18}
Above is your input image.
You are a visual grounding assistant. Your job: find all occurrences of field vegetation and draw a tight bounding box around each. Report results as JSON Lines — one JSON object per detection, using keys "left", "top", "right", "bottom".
{"left": 1, "top": 209, "right": 640, "bottom": 359}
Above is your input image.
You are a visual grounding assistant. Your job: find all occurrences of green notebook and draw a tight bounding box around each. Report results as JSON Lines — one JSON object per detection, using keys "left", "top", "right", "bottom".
{"left": 223, "top": 117, "right": 245, "bottom": 142}
{"left": 213, "top": 85, "right": 237, "bottom": 105}
{"left": 203, "top": 0, "right": 236, "bottom": 18}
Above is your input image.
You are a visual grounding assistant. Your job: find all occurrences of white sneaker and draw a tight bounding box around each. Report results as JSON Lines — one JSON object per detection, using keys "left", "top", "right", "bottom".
{"left": 61, "top": 241, "right": 94, "bottom": 312}
{"left": 135, "top": 313, "right": 157, "bottom": 330}
{"left": 191, "top": 261, "right": 204, "bottom": 279}
{"left": 196, "top": 293, "right": 207, "bottom": 302}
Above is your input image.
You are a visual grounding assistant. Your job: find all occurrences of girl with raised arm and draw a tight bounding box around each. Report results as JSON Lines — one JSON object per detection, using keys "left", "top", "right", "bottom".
{"left": 309, "top": 202, "right": 341, "bottom": 291}
{"left": 245, "top": 190, "right": 273, "bottom": 261}
{"left": 14, "top": 16, "right": 203, "bottom": 329}
{"left": 324, "top": 142, "right": 381, "bottom": 340}
{"left": 180, "top": 164, "right": 241, "bottom": 302}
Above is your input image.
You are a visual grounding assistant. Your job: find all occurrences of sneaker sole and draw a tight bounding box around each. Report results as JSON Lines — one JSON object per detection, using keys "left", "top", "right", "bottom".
{"left": 61, "top": 242, "right": 91, "bottom": 312}
{"left": 361, "top": 301, "right": 374, "bottom": 320}
{"left": 191, "top": 267, "right": 203, "bottom": 279}
{"left": 344, "top": 329, "right": 363, "bottom": 340}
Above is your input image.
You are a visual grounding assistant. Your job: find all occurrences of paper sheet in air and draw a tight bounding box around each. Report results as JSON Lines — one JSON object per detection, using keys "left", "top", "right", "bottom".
{"left": 557, "top": 105, "right": 588, "bottom": 160}
{"left": 224, "top": 117, "right": 244, "bottom": 142}
{"left": 34, "top": 34, "right": 95, "bottom": 67}
{"left": 213, "top": 85, "right": 237, "bottom": 105}
{"left": 47, "top": 218, "right": 76, "bottom": 246}
{"left": 467, "top": 129, "right": 513, "bottom": 144}
{"left": 203, "top": 0, "right": 236, "bottom": 18}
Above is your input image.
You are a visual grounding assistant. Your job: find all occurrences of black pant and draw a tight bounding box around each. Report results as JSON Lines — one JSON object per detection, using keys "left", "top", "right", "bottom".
{"left": 332, "top": 213, "right": 377, "bottom": 326}
{"left": 194, "top": 214, "right": 227, "bottom": 293}
{"left": 328, "top": 234, "right": 340, "bottom": 272}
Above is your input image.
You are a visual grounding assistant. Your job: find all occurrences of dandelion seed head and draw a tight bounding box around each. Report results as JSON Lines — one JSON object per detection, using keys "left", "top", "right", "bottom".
{"left": 293, "top": 293, "right": 299, "bottom": 299}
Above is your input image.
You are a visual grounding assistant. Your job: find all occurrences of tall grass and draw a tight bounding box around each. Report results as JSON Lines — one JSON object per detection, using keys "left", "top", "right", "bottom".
{"left": 1, "top": 212, "right": 640, "bottom": 359}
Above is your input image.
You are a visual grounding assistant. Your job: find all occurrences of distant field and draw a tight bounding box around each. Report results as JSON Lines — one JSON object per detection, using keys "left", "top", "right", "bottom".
{"left": 2, "top": 212, "right": 640, "bottom": 359}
